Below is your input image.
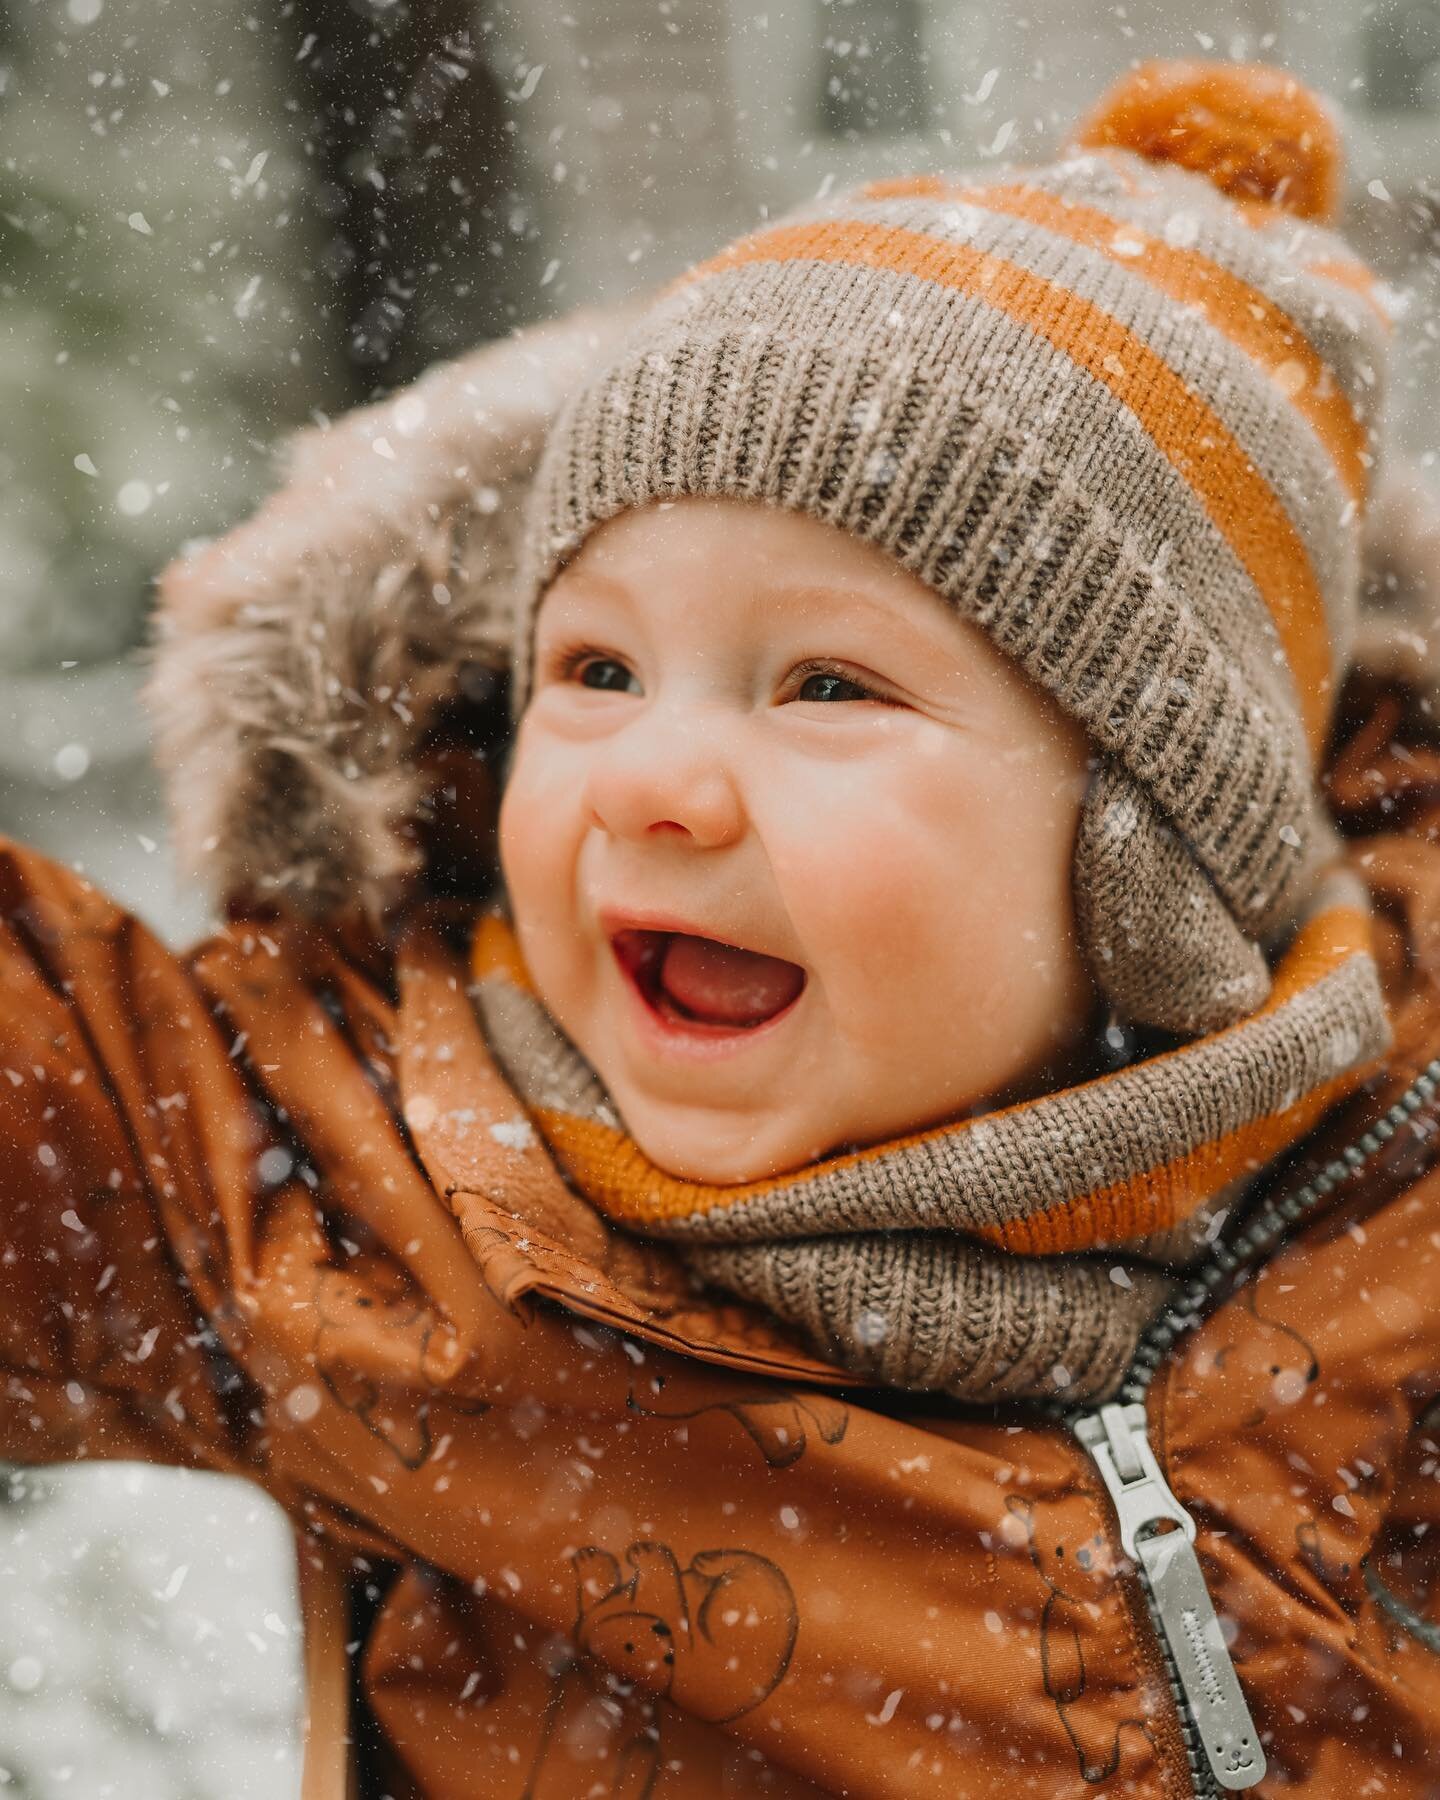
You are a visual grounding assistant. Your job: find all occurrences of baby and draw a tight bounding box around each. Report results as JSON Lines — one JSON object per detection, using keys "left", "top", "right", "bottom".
{"left": 454, "top": 55, "right": 1392, "bottom": 1405}
{"left": 6, "top": 57, "right": 1437, "bottom": 1800}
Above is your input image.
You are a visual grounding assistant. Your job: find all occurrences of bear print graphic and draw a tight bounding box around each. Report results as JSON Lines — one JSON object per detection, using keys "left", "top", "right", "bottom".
{"left": 1005, "top": 1495, "right": 1148, "bottom": 1784}
{"left": 572, "top": 1541, "right": 798, "bottom": 1723}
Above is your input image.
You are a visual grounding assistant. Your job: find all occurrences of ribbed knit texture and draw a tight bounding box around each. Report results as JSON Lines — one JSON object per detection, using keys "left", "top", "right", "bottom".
{"left": 469, "top": 871, "right": 1389, "bottom": 1403}
{"left": 512, "top": 64, "right": 1390, "bottom": 1035}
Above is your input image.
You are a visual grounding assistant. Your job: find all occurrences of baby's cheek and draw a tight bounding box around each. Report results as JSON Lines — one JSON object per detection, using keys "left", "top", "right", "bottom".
{"left": 781, "top": 750, "right": 1064, "bottom": 1014}
{"left": 495, "top": 773, "right": 544, "bottom": 915}
{"left": 497, "top": 778, "right": 584, "bottom": 1021}
{"left": 768, "top": 770, "right": 961, "bottom": 988}
{"left": 500, "top": 737, "right": 577, "bottom": 882}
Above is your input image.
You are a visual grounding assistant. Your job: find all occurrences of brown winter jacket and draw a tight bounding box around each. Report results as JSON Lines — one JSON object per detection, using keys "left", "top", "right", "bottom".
{"left": 5, "top": 676, "right": 1440, "bottom": 1798}
{"left": 5, "top": 321, "right": 1440, "bottom": 1798}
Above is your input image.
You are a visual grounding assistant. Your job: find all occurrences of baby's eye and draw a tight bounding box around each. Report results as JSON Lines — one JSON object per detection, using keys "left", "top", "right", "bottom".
{"left": 792, "top": 668, "right": 877, "bottom": 704}
{"left": 575, "top": 655, "right": 641, "bottom": 695}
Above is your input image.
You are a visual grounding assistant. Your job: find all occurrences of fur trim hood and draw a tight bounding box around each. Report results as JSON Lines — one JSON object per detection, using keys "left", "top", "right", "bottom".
{"left": 148, "top": 302, "right": 1440, "bottom": 928}
{"left": 146, "top": 304, "right": 636, "bottom": 924}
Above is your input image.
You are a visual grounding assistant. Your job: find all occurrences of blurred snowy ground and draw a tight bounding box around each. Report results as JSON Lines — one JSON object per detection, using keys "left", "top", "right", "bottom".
{"left": 0, "top": 1466, "right": 303, "bottom": 1798}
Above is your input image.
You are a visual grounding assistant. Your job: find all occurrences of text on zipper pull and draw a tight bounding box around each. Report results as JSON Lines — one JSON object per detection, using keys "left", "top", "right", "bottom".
{"left": 1075, "top": 1402, "right": 1267, "bottom": 1792}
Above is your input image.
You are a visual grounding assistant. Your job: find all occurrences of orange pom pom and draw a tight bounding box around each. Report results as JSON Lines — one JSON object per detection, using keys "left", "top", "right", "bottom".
{"left": 1073, "top": 60, "right": 1343, "bottom": 223}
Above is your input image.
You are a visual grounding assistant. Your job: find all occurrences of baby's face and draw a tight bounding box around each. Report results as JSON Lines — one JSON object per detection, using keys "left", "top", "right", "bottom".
{"left": 499, "top": 497, "right": 1097, "bottom": 1184}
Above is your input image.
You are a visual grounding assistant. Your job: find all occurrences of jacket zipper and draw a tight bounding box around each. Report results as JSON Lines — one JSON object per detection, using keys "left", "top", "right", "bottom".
{"left": 1075, "top": 1403, "right": 1264, "bottom": 1792}
{"left": 1067, "top": 1056, "right": 1440, "bottom": 1797}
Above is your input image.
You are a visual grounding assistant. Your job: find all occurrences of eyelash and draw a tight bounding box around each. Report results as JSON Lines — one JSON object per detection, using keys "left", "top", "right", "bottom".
{"left": 542, "top": 643, "right": 893, "bottom": 704}
{"left": 545, "top": 641, "right": 617, "bottom": 684}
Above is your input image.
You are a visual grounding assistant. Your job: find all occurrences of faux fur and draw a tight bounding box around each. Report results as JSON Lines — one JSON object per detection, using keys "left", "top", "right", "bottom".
{"left": 1357, "top": 456, "right": 1440, "bottom": 707}
{"left": 146, "top": 304, "right": 636, "bottom": 922}
{"left": 147, "top": 302, "right": 1440, "bottom": 925}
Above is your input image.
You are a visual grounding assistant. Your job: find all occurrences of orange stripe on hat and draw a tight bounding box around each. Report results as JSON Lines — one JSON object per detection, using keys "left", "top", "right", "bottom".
{"left": 674, "top": 218, "right": 1336, "bottom": 754}
{"left": 862, "top": 176, "right": 1371, "bottom": 506}
{"left": 1305, "top": 255, "right": 1392, "bottom": 331}
{"left": 1214, "top": 199, "right": 1392, "bottom": 331}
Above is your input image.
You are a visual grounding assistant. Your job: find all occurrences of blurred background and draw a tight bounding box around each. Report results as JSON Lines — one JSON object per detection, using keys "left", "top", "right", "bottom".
{"left": 2, "top": 0, "right": 1438, "bottom": 1791}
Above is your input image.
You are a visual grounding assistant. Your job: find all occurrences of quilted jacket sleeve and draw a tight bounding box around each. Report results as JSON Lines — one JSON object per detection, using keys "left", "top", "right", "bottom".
{"left": 0, "top": 837, "right": 259, "bottom": 1473}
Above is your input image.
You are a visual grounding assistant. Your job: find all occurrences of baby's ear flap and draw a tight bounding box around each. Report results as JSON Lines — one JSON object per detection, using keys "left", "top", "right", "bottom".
{"left": 146, "top": 301, "right": 642, "bottom": 927}
{"left": 1073, "top": 760, "right": 1270, "bottom": 1034}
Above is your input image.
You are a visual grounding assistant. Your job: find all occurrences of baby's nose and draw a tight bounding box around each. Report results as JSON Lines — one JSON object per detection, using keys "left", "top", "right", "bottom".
{"left": 583, "top": 710, "right": 746, "bottom": 849}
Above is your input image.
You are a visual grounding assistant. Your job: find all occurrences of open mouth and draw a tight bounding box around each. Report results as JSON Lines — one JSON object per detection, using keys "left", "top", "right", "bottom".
{"left": 609, "top": 928, "right": 806, "bottom": 1033}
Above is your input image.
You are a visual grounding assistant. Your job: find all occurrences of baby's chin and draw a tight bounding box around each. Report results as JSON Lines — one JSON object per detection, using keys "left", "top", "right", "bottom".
{"left": 604, "top": 1044, "right": 1004, "bottom": 1185}
{"left": 617, "top": 1094, "right": 837, "bottom": 1187}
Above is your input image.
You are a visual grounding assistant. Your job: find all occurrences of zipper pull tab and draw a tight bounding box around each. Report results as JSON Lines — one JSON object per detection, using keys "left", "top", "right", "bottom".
{"left": 1076, "top": 1403, "right": 1267, "bottom": 1792}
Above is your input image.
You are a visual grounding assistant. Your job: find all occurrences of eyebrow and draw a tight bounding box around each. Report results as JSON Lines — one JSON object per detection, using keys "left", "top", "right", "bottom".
{"left": 542, "top": 567, "right": 635, "bottom": 607}
{"left": 765, "top": 581, "right": 909, "bottom": 614}
{"left": 762, "top": 581, "right": 954, "bottom": 647}
{"left": 558, "top": 572, "right": 936, "bottom": 630}
{"left": 545, "top": 569, "right": 950, "bottom": 656}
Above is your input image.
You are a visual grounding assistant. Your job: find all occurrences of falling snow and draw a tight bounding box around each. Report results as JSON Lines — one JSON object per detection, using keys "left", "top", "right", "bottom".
{"left": 6, "top": 1, "right": 1440, "bottom": 1794}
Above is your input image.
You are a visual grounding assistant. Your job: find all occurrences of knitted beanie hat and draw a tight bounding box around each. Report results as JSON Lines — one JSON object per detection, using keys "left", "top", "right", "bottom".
{"left": 514, "top": 61, "right": 1391, "bottom": 1036}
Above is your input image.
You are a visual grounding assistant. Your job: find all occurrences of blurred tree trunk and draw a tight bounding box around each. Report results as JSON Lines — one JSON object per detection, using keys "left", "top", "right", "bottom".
{"left": 287, "top": 0, "right": 535, "bottom": 393}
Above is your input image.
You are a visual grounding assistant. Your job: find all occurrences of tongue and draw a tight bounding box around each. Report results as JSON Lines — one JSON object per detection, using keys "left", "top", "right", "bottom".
{"left": 658, "top": 934, "right": 804, "bottom": 1027}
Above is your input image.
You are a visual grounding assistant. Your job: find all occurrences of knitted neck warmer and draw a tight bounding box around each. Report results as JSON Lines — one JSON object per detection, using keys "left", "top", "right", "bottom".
{"left": 469, "top": 872, "right": 1390, "bottom": 1403}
